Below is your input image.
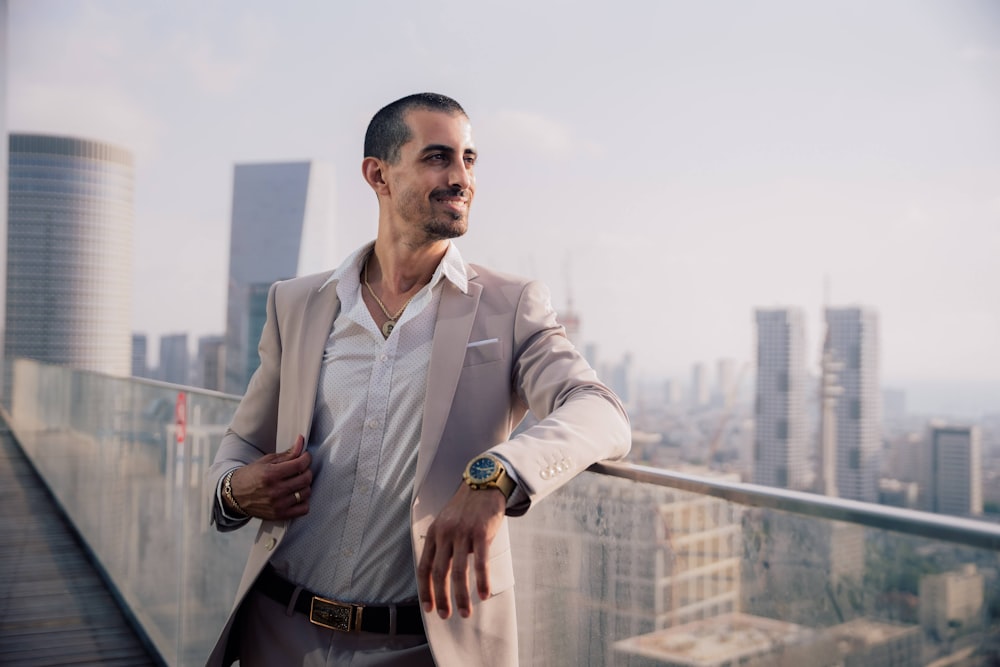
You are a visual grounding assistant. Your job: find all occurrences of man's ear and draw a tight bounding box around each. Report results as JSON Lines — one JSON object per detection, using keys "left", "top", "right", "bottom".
{"left": 362, "top": 157, "right": 390, "bottom": 196}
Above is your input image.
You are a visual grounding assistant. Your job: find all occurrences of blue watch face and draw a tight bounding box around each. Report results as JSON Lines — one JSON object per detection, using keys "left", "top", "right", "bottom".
{"left": 469, "top": 457, "right": 497, "bottom": 481}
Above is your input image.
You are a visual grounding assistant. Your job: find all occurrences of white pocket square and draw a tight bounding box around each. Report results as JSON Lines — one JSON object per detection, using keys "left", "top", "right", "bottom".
{"left": 466, "top": 338, "right": 499, "bottom": 348}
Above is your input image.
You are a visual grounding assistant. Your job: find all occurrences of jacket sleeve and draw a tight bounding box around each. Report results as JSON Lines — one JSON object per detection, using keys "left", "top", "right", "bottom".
{"left": 489, "top": 280, "right": 630, "bottom": 515}
{"left": 206, "top": 281, "right": 284, "bottom": 530}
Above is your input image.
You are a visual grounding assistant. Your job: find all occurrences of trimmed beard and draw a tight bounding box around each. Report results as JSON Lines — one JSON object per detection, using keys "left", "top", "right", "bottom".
{"left": 423, "top": 213, "right": 468, "bottom": 241}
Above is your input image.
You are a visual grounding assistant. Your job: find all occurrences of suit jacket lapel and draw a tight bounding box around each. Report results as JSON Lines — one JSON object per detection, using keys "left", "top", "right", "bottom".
{"left": 413, "top": 275, "right": 481, "bottom": 497}
{"left": 287, "top": 284, "right": 340, "bottom": 449}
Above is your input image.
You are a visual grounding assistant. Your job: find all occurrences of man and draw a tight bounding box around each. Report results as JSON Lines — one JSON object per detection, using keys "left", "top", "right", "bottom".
{"left": 206, "top": 93, "right": 630, "bottom": 666}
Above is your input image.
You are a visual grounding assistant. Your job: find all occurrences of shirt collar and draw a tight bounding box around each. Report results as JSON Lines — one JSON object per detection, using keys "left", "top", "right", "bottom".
{"left": 318, "top": 240, "right": 469, "bottom": 295}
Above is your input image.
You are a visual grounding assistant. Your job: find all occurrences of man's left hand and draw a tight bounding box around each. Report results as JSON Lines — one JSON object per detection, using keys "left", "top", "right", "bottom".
{"left": 417, "top": 484, "right": 505, "bottom": 620}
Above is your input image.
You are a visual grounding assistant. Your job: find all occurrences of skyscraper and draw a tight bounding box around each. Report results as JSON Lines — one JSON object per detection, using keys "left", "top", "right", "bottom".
{"left": 5, "top": 134, "right": 133, "bottom": 385}
{"left": 690, "top": 362, "right": 709, "bottom": 408}
{"left": 927, "top": 425, "right": 982, "bottom": 517}
{"left": 224, "top": 161, "right": 335, "bottom": 394}
{"left": 196, "top": 334, "right": 226, "bottom": 392}
{"left": 158, "top": 333, "right": 189, "bottom": 385}
{"left": 823, "top": 307, "right": 880, "bottom": 503}
{"left": 132, "top": 333, "right": 149, "bottom": 378}
{"left": 753, "top": 308, "right": 809, "bottom": 490}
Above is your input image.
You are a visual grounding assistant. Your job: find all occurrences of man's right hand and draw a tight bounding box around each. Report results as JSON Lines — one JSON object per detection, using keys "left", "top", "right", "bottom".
{"left": 229, "top": 435, "right": 312, "bottom": 520}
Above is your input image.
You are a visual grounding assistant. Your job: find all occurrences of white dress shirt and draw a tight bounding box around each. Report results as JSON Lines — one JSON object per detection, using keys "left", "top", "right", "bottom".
{"left": 269, "top": 241, "right": 465, "bottom": 603}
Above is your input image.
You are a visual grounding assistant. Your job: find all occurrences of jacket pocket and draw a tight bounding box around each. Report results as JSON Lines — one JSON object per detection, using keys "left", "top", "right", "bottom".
{"left": 463, "top": 338, "right": 503, "bottom": 367}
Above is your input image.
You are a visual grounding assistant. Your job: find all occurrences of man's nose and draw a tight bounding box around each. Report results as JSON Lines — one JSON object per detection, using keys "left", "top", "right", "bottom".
{"left": 449, "top": 162, "right": 473, "bottom": 191}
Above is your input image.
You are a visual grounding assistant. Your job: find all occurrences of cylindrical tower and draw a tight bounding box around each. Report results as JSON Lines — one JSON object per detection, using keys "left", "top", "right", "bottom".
{"left": 5, "top": 133, "right": 133, "bottom": 377}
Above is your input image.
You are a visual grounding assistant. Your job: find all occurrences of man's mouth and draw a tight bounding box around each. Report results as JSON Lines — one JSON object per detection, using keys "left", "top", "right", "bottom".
{"left": 433, "top": 190, "right": 468, "bottom": 211}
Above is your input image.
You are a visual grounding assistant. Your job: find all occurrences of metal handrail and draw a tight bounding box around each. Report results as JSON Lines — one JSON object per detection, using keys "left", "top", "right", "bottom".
{"left": 590, "top": 460, "right": 1000, "bottom": 552}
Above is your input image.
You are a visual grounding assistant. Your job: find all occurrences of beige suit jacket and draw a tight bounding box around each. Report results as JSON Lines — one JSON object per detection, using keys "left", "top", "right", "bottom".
{"left": 206, "top": 260, "right": 630, "bottom": 666}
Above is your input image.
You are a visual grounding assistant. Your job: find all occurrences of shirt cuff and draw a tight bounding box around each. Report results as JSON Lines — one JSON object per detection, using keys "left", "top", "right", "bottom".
{"left": 216, "top": 466, "right": 252, "bottom": 526}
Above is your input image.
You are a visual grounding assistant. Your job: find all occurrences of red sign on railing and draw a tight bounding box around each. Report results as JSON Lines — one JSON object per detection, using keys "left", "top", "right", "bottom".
{"left": 175, "top": 391, "right": 187, "bottom": 443}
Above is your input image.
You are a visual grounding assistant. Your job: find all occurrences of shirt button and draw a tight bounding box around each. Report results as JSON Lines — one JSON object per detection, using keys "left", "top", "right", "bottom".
{"left": 380, "top": 354, "right": 388, "bottom": 362}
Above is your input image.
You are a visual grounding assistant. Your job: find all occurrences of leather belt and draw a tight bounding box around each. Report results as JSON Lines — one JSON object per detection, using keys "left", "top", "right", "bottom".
{"left": 255, "top": 566, "right": 425, "bottom": 636}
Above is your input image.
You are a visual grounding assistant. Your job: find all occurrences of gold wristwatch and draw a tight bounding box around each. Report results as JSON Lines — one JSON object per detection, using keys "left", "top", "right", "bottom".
{"left": 463, "top": 454, "right": 515, "bottom": 500}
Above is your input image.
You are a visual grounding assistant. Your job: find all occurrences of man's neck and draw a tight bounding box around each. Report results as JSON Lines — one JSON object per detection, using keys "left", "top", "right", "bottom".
{"left": 367, "top": 235, "right": 449, "bottom": 297}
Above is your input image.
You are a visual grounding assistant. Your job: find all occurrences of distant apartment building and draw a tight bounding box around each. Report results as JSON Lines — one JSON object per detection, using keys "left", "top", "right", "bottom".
{"left": 224, "top": 161, "right": 335, "bottom": 394}
{"left": 877, "top": 478, "right": 919, "bottom": 509}
{"left": 883, "top": 432, "right": 925, "bottom": 486}
{"left": 5, "top": 134, "right": 133, "bottom": 393}
{"left": 753, "top": 308, "right": 809, "bottom": 490}
{"left": 609, "top": 352, "right": 635, "bottom": 408}
{"left": 919, "top": 564, "right": 984, "bottom": 640}
{"left": 823, "top": 618, "right": 922, "bottom": 667}
{"left": 511, "top": 468, "right": 742, "bottom": 666}
{"left": 663, "top": 378, "right": 681, "bottom": 405}
{"left": 131, "top": 333, "right": 149, "bottom": 378}
{"left": 823, "top": 307, "right": 880, "bottom": 503}
{"left": 742, "top": 512, "right": 864, "bottom": 627}
{"left": 613, "top": 612, "right": 830, "bottom": 666}
{"left": 196, "top": 335, "right": 225, "bottom": 392}
{"left": 158, "top": 333, "right": 189, "bottom": 385}
{"left": 713, "top": 358, "right": 738, "bottom": 409}
{"left": 690, "top": 362, "right": 710, "bottom": 408}
{"left": 882, "top": 387, "right": 907, "bottom": 425}
{"left": 926, "top": 425, "right": 982, "bottom": 517}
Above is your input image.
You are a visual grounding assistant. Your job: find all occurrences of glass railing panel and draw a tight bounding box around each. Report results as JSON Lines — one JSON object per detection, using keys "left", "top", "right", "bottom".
{"left": 8, "top": 358, "right": 999, "bottom": 665}
{"left": 509, "top": 471, "right": 1000, "bottom": 666}
{"left": 8, "top": 358, "right": 252, "bottom": 666}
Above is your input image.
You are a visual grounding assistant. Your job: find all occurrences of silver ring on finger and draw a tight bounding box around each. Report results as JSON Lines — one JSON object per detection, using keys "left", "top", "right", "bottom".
{"left": 294, "top": 490, "right": 302, "bottom": 504}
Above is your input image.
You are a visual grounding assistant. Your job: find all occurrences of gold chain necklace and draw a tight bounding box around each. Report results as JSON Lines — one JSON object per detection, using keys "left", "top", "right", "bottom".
{"left": 364, "top": 254, "right": 418, "bottom": 338}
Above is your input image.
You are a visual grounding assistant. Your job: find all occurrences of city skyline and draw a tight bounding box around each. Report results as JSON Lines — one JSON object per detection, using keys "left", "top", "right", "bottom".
{"left": 6, "top": 1, "right": 999, "bottom": 416}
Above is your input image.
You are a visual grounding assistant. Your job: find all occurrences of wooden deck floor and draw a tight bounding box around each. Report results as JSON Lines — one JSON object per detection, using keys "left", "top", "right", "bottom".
{"left": 0, "top": 423, "right": 161, "bottom": 666}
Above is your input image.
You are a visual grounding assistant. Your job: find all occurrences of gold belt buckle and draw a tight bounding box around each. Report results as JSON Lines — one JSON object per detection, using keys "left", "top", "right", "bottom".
{"left": 309, "top": 596, "right": 364, "bottom": 633}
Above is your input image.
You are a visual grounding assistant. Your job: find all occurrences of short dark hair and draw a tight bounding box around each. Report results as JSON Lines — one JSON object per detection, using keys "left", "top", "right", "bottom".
{"left": 364, "top": 93, "right": 467, "bottom": 164}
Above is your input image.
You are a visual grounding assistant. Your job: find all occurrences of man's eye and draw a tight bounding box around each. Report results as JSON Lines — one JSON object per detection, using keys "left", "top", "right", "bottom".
{"left": 464, "top": 156, "right": 476, "bottom": 166}
{"left": 428, "top": 154, "right": 445, "bottom": 162}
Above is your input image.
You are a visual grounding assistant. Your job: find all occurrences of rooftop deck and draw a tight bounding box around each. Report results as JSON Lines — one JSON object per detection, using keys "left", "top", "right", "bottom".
{"left": 0, "top": 423, "right": 160, "bottom": 666}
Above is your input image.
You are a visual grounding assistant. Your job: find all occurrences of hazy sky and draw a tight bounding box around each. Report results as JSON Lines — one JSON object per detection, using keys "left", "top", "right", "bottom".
{"left": 6, "top": 1, "right": 1000, "bottom": 414}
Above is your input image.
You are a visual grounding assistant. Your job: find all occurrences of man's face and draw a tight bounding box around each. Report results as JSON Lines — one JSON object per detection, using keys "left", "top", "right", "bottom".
{"left": 384, "top": 109, "right": 477, "bottom": 243}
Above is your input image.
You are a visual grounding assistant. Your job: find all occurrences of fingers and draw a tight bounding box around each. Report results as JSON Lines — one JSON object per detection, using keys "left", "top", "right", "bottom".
{"left": 417, "top": 524, "right": 460, "bottom": 620}
{"left": 451, "top": 540, "right": 472, "bottom": 618}
{"left": 229, "top": 435, "right": 312, "bottom": 520}
{"left": 286, "top": 434, "right": 305, "bottom": 459}
{"left": 432, "top": 541, "right": 456, "bottom": 619}
{"left": 472, "top": 527, "right": 491, "bottom": 602}
{"left": 416, "top": 486, "right": 505, "bottom": 620}
{"left": 416, "top": 537, "right": 436, "bottom": 614}
{"left": 418, "top": 531, "right": 466, "bottom": 620}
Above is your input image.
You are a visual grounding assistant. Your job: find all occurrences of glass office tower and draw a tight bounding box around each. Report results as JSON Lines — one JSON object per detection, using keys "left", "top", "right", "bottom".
{"left": 5, "top": 134, "right": 133, "bottom": 383}
{"left": 224, "top": 161, "right": 334, "bottom": 394}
